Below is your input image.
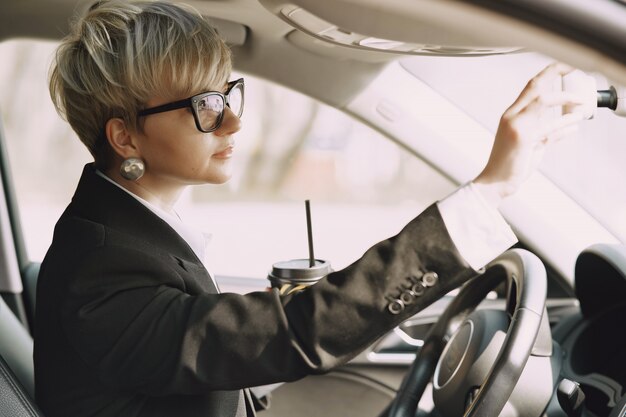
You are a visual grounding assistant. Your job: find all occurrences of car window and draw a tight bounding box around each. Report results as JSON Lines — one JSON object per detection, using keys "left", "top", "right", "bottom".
{"left": 0, "top": 39, "right": 454, "bottom": 279}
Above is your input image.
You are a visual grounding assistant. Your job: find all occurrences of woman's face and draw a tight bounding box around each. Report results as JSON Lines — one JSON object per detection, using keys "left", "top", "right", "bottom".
{"left": 132, "top": 87, "right": 242, "bottom": 187}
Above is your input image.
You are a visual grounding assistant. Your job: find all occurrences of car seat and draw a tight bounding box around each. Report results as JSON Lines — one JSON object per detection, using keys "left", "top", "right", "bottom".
{"left": 0, "top": 296, "right": 43, "bottom": 416}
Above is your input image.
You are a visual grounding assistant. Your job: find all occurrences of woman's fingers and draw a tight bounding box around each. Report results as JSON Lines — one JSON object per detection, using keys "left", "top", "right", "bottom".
{"left": 505, "top": 62, "right": 577, "bottom": 116}
{"left": 541, "top": 124, "right": 580, "bottom": 145}
{"left": 506, "top": 92, "right": 587, "bottom": 143}
{"left": 542, "top": 111, "right": 585, "bottom": 134}
{"left": 513, "top": 105, "right": 585, "bottom": 142}
{"left": 520, "top": 90, "right": 586, "bottom": 111}
{"left": 474, "top": 63, "right": 589, "bottom": 202}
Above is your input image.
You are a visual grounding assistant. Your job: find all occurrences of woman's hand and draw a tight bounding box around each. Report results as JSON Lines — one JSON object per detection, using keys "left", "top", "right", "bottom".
{"left": 473, "top": 62, "right": 587, "bottom": 207}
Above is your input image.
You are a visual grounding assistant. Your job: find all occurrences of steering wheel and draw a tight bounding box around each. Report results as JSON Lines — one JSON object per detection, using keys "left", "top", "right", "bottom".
{"left": 386, "top": 249, "right": 549, "bottom": 417}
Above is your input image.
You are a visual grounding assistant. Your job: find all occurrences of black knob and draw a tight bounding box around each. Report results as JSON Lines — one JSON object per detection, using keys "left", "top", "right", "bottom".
{"left": 557, "top": 379, "right": 586, "bottom": 417}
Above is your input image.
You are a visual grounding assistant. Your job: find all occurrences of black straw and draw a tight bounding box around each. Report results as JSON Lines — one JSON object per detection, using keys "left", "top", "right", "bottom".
{"left": 305, "top": 200, "right": 315, "bottom": 267}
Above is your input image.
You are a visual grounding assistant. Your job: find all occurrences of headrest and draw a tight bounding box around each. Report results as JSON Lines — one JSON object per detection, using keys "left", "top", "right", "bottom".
{"left": 575, "top": 244, "right": 626, "bottom": 317}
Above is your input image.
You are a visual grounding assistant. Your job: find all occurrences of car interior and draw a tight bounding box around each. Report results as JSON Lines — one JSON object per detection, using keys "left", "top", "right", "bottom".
{"left": 1, "top": 0, "right": 626, "bottom": 416}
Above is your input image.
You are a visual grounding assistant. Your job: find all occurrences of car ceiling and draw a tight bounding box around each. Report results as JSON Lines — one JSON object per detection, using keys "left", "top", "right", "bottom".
{"left": 3, "top": 0, "right": 626, "bottom": 111}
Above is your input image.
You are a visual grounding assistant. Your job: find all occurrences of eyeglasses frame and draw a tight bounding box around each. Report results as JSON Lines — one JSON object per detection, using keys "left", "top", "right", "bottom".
{"left": 136, "top": 78, "right": 244, "bottom": 133}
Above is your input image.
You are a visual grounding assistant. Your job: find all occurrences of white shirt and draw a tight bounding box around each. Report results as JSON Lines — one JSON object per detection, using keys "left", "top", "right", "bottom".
{"left": 437, "top": 182, "right": 517, "bottom": 269}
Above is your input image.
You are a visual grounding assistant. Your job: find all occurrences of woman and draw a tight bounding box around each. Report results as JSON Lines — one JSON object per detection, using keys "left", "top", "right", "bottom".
{"left": 33, "top": 1, "right": 585, "bottom": 416}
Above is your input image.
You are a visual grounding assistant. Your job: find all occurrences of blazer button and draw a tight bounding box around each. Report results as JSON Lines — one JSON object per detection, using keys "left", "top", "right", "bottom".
{"left": 422, "top": 271, "right": 438, "bottom": 287}
{"left": 411, "top": 282, "right": 426, "bottom": 296}
{"left": 399, "top": 289, "right": 417, "bottom": 305}
{"left": 388, "top": 299, "right": 405, "bottom": 315}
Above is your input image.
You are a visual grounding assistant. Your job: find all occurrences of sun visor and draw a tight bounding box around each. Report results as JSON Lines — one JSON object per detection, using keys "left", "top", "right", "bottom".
{"left": 206, "top": 17, "right": 247, "bottom": 47}
{"left": 277, "top": 5, "right": 522, "bottom": 56}
{"left": 575, "top": 244, "right": 626, "bottom": 318}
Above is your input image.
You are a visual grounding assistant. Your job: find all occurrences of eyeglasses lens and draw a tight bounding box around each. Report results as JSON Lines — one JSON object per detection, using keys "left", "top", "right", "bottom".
{"left": 195, "top": 82, "right": 244, "bottom": 132}
{"left": 197, "top": 95, "right": 224, "bottom": 131}
{"left": 228, "top": 83, "right": 244, "bottom": 118}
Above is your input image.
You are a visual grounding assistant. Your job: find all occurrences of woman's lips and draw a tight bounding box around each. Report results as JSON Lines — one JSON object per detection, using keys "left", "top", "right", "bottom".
{"left": 212, "top": 146, "right": 234, "bottom": 159}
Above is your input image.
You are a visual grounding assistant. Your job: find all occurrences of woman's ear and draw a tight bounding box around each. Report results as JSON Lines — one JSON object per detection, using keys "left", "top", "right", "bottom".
{"left": 105, "top": 118, "right": 140, "bottom": 159}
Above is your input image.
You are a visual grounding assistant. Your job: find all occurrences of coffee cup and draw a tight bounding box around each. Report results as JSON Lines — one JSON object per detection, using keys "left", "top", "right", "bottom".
{"left": 268, "top": 259, "right": 331, "bottom": 295}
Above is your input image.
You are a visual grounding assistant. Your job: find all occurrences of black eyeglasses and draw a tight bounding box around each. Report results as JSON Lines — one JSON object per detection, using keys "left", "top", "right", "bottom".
{"left": 137, "top": 78, "right": 244, "bottom": 133}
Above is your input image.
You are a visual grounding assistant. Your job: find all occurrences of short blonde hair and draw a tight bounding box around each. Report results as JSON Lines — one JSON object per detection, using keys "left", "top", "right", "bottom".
{"left": 49, "top": 0, "right": 232, "bottom": 160}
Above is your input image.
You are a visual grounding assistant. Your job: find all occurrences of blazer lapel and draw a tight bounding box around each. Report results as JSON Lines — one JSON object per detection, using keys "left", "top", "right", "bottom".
{"left": 172, "top": 255, "right": 219, "bottom": 293}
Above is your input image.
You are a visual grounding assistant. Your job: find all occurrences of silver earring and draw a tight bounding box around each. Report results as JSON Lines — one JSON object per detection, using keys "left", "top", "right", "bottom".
{"left": 120, "top": 158, "right": 145, "bottom": 181}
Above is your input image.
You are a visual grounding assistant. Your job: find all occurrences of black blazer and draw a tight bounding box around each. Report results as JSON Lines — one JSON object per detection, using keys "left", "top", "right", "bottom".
{"left": 34, "top": 164, "right": 476, "bottom": 417}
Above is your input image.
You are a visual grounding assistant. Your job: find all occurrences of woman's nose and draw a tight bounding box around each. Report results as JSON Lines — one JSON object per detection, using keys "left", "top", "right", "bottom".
{"left": 214, "top": 106, "right": 242, "bottom": 136}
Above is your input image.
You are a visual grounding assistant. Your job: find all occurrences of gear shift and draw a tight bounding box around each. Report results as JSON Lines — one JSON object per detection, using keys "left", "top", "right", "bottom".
{"left": 557, "top": 379, "right": 586, "bottom": 417}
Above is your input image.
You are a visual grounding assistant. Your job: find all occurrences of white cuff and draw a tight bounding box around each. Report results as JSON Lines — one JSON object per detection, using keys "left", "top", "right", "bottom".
{"left": 437, "top": 183, "right": 517, "bottom": 270}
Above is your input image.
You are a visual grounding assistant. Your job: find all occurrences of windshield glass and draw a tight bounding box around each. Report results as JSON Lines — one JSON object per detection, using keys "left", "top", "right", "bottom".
{"left": 400, "top": 53, "right": 626, "bottom": 243}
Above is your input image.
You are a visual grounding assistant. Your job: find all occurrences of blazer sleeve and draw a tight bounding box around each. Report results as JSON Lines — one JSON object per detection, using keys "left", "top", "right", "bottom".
{"left": 60, "top": 204, "right": 478, "bottom": 396}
